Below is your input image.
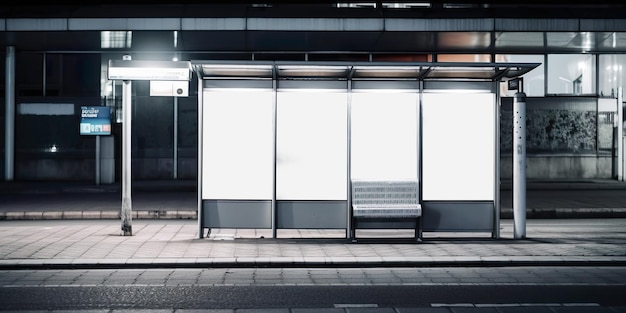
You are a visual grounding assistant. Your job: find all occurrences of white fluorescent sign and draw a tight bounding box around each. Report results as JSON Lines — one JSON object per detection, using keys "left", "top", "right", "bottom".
{"left": 108, "top": 60, "right": 191, "bottom": 81}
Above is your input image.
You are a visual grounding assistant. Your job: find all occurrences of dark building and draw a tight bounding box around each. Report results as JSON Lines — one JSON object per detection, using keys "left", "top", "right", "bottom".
{"left": 1, "top": 1, "right": 625, "bottom": 183}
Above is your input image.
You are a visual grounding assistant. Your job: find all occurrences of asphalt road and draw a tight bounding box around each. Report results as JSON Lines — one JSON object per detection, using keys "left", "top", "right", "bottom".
{"left": 1, "top": 267, "right": 625, "bottom": 311}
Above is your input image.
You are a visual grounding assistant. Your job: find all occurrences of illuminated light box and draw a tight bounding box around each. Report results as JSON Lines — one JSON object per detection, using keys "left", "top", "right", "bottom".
{"left": 80, "top": 106, "right": 111, "bottom": 135}
{"left": 108, "top": 60, "right": 191, "bottom": 81}
{"left": 150, "top": 80, "right": 189, "bottom": 97}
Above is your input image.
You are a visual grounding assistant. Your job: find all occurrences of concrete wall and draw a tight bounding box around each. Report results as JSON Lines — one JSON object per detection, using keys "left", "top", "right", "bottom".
{"left": 500, "top": 96, "right": 616, "bottom": 180}
{"left": 500, "top": 155, "right": 614, "bottom": 180}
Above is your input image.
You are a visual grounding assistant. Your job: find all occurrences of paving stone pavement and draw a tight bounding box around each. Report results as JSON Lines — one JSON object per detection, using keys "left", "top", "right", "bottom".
{"left": 1, "top": 181, "right": 626, "bottom": 312}
{"left": 0, "top": 219, "right": 625, "bottom": 312}
{"left": 0, "top": 219, "right": 624, "bottom": 269}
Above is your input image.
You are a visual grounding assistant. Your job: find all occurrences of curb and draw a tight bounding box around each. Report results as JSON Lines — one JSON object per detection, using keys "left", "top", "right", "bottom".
{"left": 499, "top": 180, "right": 626, "bottom": 190}
{"left": 499, "top": 207, "right": 626, "bottom": 218}
{"left": 2, "top": 209, "right": 626, "bottom": 220}
{"left": 2, "top": 179, "right": 626, "bottom": 195}
{"left": 0, "top": 210, "right": 197, "bottom": 220}
{"left": 2, "top": 257, "right": 626, "bottom": 270}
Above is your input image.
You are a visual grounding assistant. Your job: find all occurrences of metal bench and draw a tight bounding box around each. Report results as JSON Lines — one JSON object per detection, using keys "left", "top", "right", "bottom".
{"left": 351, "top": 180, "right": 422, "bottom": 241}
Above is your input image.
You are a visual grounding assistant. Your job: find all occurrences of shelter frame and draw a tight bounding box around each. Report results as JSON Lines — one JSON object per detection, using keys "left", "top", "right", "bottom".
{"left": 194, "top": 61, "right": 539, "bottom": 240}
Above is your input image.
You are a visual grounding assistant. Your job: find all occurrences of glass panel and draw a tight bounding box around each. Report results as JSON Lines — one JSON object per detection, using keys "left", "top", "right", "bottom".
{"left": 101, "top": 31, "right": 132, "bottom": 49}
{"left": 547, "top": 54, "right": 596, "bottom": 95}
{"left": 437, "top": 33, "right": 492, "bottom": 50}
{"left": 351, "top": 66, "right": 422, "bottom": 79}
{"left": 202, "top": 90, "right": 274, "bottom": 200}
{"left": 547, "top": 32, "right": 595, "bottom": 51}
{"left": 496, "top": 54, "right": 545, "bottom": 97}
{"left": 276, "top": 65, "right": 349, "bottom": 78}
{"left": 599, "top": 54, "right": 626, "bottom": 98}
{"left": 422, "top": 92, "right": 495, "bottom": 201}
{"left": 15, "top": 104, "right": 89, "bottom": 157}
{"left": 426, "top": 66, "right": 496, "bottom": 79}
{"left": 276, "top": 91, "right": 348, "bottom": 200}
{"left": 16, "top": 53, "right": 44, "bottom": 97}
{"left": 598, "top": 32, "right": 626, "bottom": 51}
{"left": 351, "top": 92, "right": 418, "bottom": 180}
{"left": 495, "top": 32, "right": 544, "bottom": 49}
{"left": 437, "top": 54, "right": 492, "bottom": 62}
{"left": 597, "top": 99, "right": 617, "bottom": 156}
{"left": 546, "top": 32, "right": 579, "bottom": 49}
{"left": 134, "top": 95, "right": 173, "bottom": 159}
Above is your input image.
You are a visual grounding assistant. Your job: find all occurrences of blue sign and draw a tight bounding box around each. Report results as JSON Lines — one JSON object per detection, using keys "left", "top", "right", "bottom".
{"left": 80, "top": 106, "right": 111, "bottom": 135}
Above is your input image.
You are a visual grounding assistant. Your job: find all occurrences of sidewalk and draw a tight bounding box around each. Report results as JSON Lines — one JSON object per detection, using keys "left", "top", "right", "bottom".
{"left": 2, "top": 184, "right": 624, "bottom": 313}
{"left": 0, "top": 218, "right": 625, "bottom": 270}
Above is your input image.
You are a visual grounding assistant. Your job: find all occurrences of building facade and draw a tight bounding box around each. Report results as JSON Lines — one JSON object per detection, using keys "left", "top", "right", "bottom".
{"left": 1, "top": 1, "right": 626, "bottom": 182}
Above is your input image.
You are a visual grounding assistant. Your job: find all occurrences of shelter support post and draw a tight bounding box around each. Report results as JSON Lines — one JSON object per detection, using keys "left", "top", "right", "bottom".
{"left": 619, "top": 87, "right": 624, "bottom": 182}
{"left": 513, "top": 92, "right": 526, "bottom": 239}
{"left": 197, "top": 77, "right": 204, "bottom": 239}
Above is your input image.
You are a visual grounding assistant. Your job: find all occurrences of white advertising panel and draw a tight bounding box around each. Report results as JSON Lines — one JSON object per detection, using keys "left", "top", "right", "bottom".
{"left": 422, "top": 92, "right": 495, "bottom": 201}
{"left": 202, "top": 90, "right": 274, "bottom": 200}
{"left": 351, "top": 92, "right": 418, "bottom": 180}
{"left": 276, "top": 91, "right": 348, "bottom": 200}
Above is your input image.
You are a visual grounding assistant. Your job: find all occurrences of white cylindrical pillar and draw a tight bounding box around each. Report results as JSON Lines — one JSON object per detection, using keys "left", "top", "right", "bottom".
{"left": 121, "top": 55, "right": 133, "bottom": 236}
{"left": 513, "top": 92, "right": 526, "bottom": 239}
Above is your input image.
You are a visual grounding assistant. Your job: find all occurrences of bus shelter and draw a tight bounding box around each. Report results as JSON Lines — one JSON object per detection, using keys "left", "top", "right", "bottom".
{"left": 193, "top": 61, "right": 539, "bottom": 240}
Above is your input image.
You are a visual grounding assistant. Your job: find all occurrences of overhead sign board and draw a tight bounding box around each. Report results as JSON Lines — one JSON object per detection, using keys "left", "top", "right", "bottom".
{"left": 508, "top": 78, "right": 521, "bottom": 91}
{"left": 108, "top": 60, "right": 191, "bottom": 81}
{"left": 150, "top": 80, "right": 189, "bottom": 97}
{"left": 80, "top": 106, "right": 111, "bottom": 135}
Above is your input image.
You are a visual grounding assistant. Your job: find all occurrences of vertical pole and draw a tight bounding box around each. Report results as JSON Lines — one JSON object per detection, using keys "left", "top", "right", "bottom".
{"left": 417, "top": 80, "right": 424, "bottom": 240}
{"left": 5, "top": 46, "right": 15, "bottom": 181}
{"left": 513, "top": 92, "right": 526, "bottom": 239}
{"left": 121, "top": 55, "right": 133, "bottom": 236}
{"left": 346, "top": 77, "right": 353, "bottom": 240}
{"left": 494, "top": 87, "right": 501, "bottom": 239}
{"left": 173, "top": 97, "right": 178, "bottom": 179}
{"left": 197, "top": 76, "right": 204, "bottom": 239}
{"left": 413, "top": 81, "right": 421, "bottom": 241}
{"left": 271, "top": 73, "right": 277, "bottom": 239}
{"left": 42, "top": 53, "right": 47, "bottom": 97}
{"left": 618, "top": 87, "right": 624, "bottom": 182}
{"left": 95, "top": 135, "right": 101, "bottom": 185}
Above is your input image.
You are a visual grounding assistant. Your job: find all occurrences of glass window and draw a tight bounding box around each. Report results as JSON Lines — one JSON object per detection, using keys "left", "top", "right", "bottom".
{"left": 437, "top": 54, "right": 492, "bottom": 62}
{"left": 16, "top": 53, "right": 44, "bottom": 97}
{"left": 15, "top": 103, "right": 91, "bottom": 159}
{"left": 496, "top": 54, "right": 545, "bottom": 97}
{"left": 599, "top": 54, "right": 626, "bottom": 98}
{"left": 101, "top": 31, "right": 132, "bottom": 49}
{"left": 55, "top": 54, "right": 100, "bottom": 97}
{"left": 597, "top": 99, "right": 617, "bottom": 155}
{"left": 547, "top": 54, "right": 596, "bottom": 95}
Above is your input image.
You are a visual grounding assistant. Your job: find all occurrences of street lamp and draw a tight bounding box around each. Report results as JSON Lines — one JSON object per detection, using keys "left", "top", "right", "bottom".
{"left": 108, "top": 57, "right": 191, "bottom": 236}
